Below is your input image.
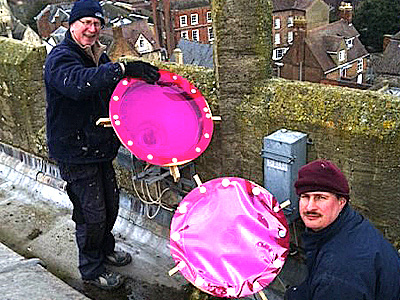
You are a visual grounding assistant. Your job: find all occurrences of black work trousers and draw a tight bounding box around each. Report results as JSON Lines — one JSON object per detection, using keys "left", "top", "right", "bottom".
{"left": 58, "top": 161, "right": 119, "bottom": 280}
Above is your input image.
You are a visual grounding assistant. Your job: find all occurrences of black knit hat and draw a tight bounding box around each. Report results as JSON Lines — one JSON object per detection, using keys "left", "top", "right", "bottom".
{"left": 294, "top": 159, "right": 350, "bottom": 199}
{"left": 69, "top": 0, "right": 105, "bottom": 25}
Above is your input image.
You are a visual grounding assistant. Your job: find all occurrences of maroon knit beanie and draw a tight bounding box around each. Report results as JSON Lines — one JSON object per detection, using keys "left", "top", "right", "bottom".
{"left": 294, "top": 159, "right": 350, "bottom": 199}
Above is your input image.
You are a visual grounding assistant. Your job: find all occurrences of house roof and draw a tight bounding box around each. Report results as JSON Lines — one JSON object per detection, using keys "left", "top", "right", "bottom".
{"left": 102, "top": 2, "right": 132, "bottom": 21}
{"left": 11, "top": 18, "right": 26, "bottom": 40}
{"left": 272, "top": 0, "right": 315, "bottom": 12}
{"left": 35, "top": 1, "right": 135, "bottom": 25}
{"left": 171, "top": 0, "right": 210, "bottom": 11}
{"left": 375, "top": 37, "right": 400, "bottom": 76}
{"left": 50, "top": 26, "right": 68, "bottom": 44}
{"left": 170, "top": 38, "right": 213, "bottom": 68}
{"left": 34, "top": 3, "right": 72, "bottom": 22}
{"left": 101, "top": 19, "right": 160, "bottom": 53}
{"left": 393, "top": 31, "right": 400, "bottom": 40}
{"left": 309, "top": 19, "right": 359, "bottom": 39}
{"left": 305, "top": 19, "right": 368, "bottom": 72}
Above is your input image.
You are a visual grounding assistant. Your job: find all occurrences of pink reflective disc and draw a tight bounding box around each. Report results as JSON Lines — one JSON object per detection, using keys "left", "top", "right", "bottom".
{"left": 170, "top": 177, "right": 289, "bottom": 298}
{"left": 109, "top": 70, "right": 214, "bottom": 166}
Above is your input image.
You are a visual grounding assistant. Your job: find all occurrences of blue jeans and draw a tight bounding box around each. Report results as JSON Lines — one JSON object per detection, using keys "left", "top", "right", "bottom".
{"left": 58, "top": 161, "right": 119, "bottom": 279}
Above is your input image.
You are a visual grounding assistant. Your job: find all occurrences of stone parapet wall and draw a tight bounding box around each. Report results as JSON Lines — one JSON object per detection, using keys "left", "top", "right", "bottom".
{"left": 0, "top": 37, "right": 47, "bottom": 157}
{"left": 238, "top": 79, "right": 400, "bottom": 244}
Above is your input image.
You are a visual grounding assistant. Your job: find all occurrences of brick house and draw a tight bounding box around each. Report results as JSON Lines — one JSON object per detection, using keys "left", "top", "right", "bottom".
{"left": 271, "top": 0, "right": 329, "bottom": 62}
{"left": 280, "top": 2, "right": 369, "bottom": 87}
{"left": 170, "top": 0, "right": 212, "bottom": 45}
{"left": 102, "top": 18, "right": 161, "bottom": 61}
{"left": 150, "top": 0, "right": 212, "bottom": 57}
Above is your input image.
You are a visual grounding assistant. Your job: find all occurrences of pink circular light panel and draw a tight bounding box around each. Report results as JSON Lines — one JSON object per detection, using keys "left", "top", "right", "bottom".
{"left": 170, "top": 177, "right": 290, "bottom": 298}
{"left": 109, "top": 70, "right": 214, "bottom": 166}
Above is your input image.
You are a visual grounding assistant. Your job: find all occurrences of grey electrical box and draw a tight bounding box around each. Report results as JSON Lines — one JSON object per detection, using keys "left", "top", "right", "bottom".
{"left": 262, "top": 129, "right": 307, "bottom": 223}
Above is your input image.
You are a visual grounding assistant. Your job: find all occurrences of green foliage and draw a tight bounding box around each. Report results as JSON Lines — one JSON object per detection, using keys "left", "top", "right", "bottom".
{"left": 353, "top": 0, "right": 400, "bottom": 52}
{"left": 239, "top": 78, "right": 400, "bottom": 140}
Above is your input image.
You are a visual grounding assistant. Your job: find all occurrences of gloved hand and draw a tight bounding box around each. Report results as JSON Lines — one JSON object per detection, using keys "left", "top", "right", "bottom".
{"left": 123, "top": 61, "right": 160, "bottom": 84}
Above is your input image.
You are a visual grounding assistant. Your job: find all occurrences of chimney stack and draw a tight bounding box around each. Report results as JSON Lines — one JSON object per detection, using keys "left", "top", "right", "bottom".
{"left": 382, "top": 34, "right": 392, "bottom": 52}
{"left": 151, "top": 0, "right": 161, "bottom": 48}
{"left": 293, "top": 16, "right": 307, "bottom": 80}
{"left": 293, "top": 16, "right": 307, "bottom": 47}
{"left": 338, "top": 2, "right": 353, "bottom": 24}
{"left": 112, "top": 25, "right": 124, "bottom": 40}
{"left": 173, "top": 47, "right": 183, "bottom": 65}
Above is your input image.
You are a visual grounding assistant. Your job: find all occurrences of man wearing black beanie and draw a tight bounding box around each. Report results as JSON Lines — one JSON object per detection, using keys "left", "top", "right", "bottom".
{"left": 44, "top": 0, "right": 160, "bottom": 290}
{"left": 285, "top": 159, "right": 400, "bottom": 300}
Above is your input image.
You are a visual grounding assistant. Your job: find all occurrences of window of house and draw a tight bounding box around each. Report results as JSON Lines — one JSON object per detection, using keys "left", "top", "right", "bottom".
{"left": 274, "top": 18, "right": 281, "bottom": 29}
{"left": 274, "top": 33, "right": 281, "bottom": 45}
{"left": 288, "top": 31, "right": 293, "bottom": 44}
{"left": 287, "top": 16, "right": 294, "bottom": 27}
{"left": 338, "top": 50, "right": 346, "bottom": 62}
{"left": 192, "top": 29, "right": 199, "bottom": 42}
{"left": 340, "top": 67, "right": 347, "bottom": 78}
{"left": 272, "top": 48, "right": 287, "bottom": 60}
{"left": 357, "top": 58, "right": 363, "bottom": 72}
{"left": 207, "top": 11, "right": 212, "bottom": 23}
{"left": 139, "top": 37, "right": 145, "bottom": 49}
{"left": 208, "top": 27, "right": 214, "bottom": 41}
{"left": 181, "top": 31, "right": 189, "bottom": 39}
{"left": 345, "top": 37, "right": 354, "bottom": 49}
{"left": 191, "top": 13, "right": 199, "bottom": 25}
{"left": 180, "top": 15, "right": 187, "bottom": 27}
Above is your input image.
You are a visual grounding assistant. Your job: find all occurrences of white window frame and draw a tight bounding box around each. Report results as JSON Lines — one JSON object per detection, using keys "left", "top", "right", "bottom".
{"left": 180, "top": 15, "right": 187, "bottom": 27}
{"left": 357, "top": 73, "right": 363, "bottom": 84}
{"left": 139, "top": 37, "right": 145, "bottom": 49}
{"left": 288, "top": 31, "right": 293, "bottom": 44}
{"left": 206, "top": 11, "right": 212, "bottom": 23}
{"left": 191, "top": 13, "right": 199, "bottom": 25}
{"left": 274, "top": 18, "right": 281, "bottom": 29}
{"left": 287, "top": 16, "right": 294, "bottom": 27}
{"left": 274, "top": 33, "right": 281, "bottom": 45}
{"left": 357, "top": 58, "right": 363, "bottom": 72}
{"left": 272, "top": 48, "right": 288, "bottom": 60}
{"left": 340, "top": 67, "right": 347, "bottom": 78}
{"left": 192, "top": 29, "right": 199, "bottom": 42}
{"left": 181, "top": 30, "right": 189, "bottom": 39}
{"left": 208, "top": 27, "right": 214, "bottom": 41}
{"left": 345, "top": 37, "right": 354, "bottom": 49}
{"left": 338, "top": 50, "right": 346, "bottom": 62}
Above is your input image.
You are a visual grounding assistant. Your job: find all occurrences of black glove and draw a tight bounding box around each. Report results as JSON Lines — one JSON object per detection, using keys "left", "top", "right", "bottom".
{"left": 123, "top": 61, "right": 160, "bottom": 84}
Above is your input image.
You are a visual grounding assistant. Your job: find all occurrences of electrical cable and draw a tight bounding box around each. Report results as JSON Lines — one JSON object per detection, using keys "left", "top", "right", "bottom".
{"left": 130, "top": 153, "right": 174, "bottom": 219}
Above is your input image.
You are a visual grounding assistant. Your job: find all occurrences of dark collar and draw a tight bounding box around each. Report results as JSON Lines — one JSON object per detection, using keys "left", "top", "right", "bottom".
{"left": 302, "top": 204, "right": 352, "bottom": 251}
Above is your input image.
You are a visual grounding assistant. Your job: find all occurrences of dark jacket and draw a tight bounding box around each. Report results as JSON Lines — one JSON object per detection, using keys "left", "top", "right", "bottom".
{"left": 285, "top": 205, "right": 400, "bottom": 300}
{"left": 44, "top": 30, "right": 122, "bottom": 164}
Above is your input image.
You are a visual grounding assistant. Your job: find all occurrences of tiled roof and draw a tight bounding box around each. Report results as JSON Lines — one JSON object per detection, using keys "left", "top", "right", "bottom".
{"left": 305, "top": 19, "right": 368, "bottom": 72}
{"left": 102, "top": 2, "right": 132, "bottom": 20}
{"left": 171, "top": 0, "right": 210, "bottom": 10}
{"left": 170, "top": 39, "right": 213, "bottom": 68}
{"left": 393, "top": 31, "right": 400, "bottom": 40}
{"left": 50, "top": 26, "right": 68, "bottom": 44}
{"left": 272, "top": 0, "right": 314, "bottom": 11}
{"left": 101, "top": 19, "right": 160, "bottom": 52}
{"left": 34, "top": 3, "right": 72, "bottom": 22}
{"left": 376, "top": 37, "right": 400, "bottom": 76}
{"left": 309, "top": 19, "right": 359, "bottom": 39}
{"left": 11, "top": 17, "right": 26, "bottom": 40}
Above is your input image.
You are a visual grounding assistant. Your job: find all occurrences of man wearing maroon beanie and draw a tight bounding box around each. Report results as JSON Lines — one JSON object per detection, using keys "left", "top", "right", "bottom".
{"left": 285, "top": 159, "right": 400, "bottom": 300}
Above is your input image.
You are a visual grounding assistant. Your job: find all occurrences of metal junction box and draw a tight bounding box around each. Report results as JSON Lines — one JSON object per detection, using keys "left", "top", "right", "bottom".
{"left": 262, "top": 129, "right": 307, "bottom": 223}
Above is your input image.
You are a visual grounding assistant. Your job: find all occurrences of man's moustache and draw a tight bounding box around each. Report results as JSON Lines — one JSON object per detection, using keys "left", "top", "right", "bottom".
{"left": 304, "top": 211, "right": 321, "bottom": 217}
